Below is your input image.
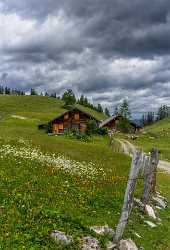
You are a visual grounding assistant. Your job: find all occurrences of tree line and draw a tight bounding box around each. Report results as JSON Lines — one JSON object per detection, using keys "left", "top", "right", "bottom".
{"left": 141, "top": 105, "right": 170, "bottom": 126}
{"left": 0, "top": 85, "right": 132, "bottom": 120}
{"left": 61, "top": 89, "right": 110, "bottom": 116}
{"left": 0, "top": 86, "right": 111, "bottom": 117}
{"left": 0, "top": 85, "right": 25, "bottom": 95}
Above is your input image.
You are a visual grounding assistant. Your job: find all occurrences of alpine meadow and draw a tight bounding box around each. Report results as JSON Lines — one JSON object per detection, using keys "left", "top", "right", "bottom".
{"left": 1, "top": 1, "right": 170, "bottom": 249}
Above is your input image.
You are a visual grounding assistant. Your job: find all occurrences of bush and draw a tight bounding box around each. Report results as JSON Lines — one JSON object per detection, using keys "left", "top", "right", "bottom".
{"left": 38, "top": 123, "right": 52, "bottom": 133}
{"left": 86, "top": 120, "right": 98, "bottom": 135}
{"left": 117, "top": 117, "right": 131, "bottom": 133}
{"left": 96, "top": 127, "right": 108, "bottom": 135}
{"left": 86, "top": 120, "right": 108, "bottom": 136}
{"left": 64, "top": 128, "right": 90, "bottom": 142}
{"left": 46, "top": 122, "right": 53, "bottom": 133}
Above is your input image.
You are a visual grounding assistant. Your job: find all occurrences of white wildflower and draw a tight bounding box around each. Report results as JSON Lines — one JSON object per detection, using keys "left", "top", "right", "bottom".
{"left": 0, "top": 144, "right": 104, "bottom": 179}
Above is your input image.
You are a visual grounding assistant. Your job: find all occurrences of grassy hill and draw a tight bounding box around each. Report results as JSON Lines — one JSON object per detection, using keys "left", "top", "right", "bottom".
{"left": 0, "top": 95, "right": 130, "bottom": 249}
{"left": 131, "top": 117, "right": 170, "bottom": 161}
{"left": 0, "top": 95, "right": 169, "bottom": 249}
{"left": 0, "top": 95, "right": 107, "bottom": 123}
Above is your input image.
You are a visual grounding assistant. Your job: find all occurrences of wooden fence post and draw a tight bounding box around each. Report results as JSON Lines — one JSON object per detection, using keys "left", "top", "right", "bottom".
{"left": 151, "top": 148, "right": 159, "bottom": 194}
{"left": 113, "top": 150, "right": 142, "bottom": 243}
{"left": 108, "top": 130, "right": 113, "bottom": 147}
{"left": 141, "top": 148, "right": 159, "bottom": 205}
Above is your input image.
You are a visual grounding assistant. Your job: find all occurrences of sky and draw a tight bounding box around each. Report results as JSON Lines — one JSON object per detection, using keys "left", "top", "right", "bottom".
{"left": 0, "top": 0, "right": 170, "bottom": 116}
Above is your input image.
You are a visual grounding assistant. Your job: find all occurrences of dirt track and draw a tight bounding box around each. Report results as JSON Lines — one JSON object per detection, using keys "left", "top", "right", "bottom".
{"left": 117, "top": 139, "right": 170, "bottom": 174}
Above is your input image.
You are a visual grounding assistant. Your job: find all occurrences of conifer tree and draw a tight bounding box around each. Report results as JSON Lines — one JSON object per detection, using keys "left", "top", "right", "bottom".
{"left": 105, "top": 107, "right": 110, "bottom": 117}
{"left": 119, "top": 99, "right": 131, "bottom": 119}
{"left": 62, "top": 89, "right": 76, "bottom": 105}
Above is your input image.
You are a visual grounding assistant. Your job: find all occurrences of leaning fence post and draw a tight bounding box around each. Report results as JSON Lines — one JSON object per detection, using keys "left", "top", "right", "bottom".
{"left": 151, "top": 148, "right": 159, "bottom": 193}
{"left": 141, "top": 148, "right": 159, "bottom": 205}
{"left": 113, "top": 150, "right": 142, "bottom": 243}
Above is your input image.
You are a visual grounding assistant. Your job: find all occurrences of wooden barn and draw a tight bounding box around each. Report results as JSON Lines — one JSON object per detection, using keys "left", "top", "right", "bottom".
{"left": 99, "top": 115, "right": 141, "bottom": 133}
{"left": 99, "top": 115, "right": 122, "bottom": 130}
{"left": 49, "top": 106, "right": 100, "bottom": 134}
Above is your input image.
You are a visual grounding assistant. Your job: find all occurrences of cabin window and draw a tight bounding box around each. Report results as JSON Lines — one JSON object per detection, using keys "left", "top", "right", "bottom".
{"left": 74, "top": 113, "right": 79, "bottom": 120}
{"left": 64, "top": 113, "right": 69, "bottom": 120}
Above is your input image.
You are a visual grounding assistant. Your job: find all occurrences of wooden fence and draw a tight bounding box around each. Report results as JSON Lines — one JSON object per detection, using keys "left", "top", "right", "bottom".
{"left": 113, "top": 148, "right": 159, "bottom": 243}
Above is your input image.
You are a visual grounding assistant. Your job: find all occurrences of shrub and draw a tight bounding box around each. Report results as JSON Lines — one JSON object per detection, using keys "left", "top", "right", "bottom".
{"left": 46, "top": 122, "right": 53, "bottom": 133}
{"left": 96, "top": 127, "right": 108, "bottom": 135}
{"left": 64, "top": 128, "right": 90, "bottom": 142}
{"left": 117, "top": 117, "right": 131, "bottom": 133}
{"left": 86, "top": 120, "right": 98, "bottom": 135}
{"left": 86, "top": 120, "right": 108, "bottom": 136}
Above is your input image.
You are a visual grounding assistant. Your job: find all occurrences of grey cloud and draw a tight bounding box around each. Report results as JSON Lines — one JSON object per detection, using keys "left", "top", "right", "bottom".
{"left": 1, "top": 0, "right": 170, "bottom": 115}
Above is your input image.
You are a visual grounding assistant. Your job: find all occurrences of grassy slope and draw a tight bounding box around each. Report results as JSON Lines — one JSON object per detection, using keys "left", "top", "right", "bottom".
{"left": 0, "top": 95, "right": 128, "bottom": 249}
{"left": 0, "top": 95, "right": 107, "bottom": 123}
{"left": 118, "top": 118, "right": 170, "bottom": 249}
{"left": 131, "top": 117, "right": 170, "bottom": 161}
{"left": 0, "top": 95, "right": 169, "bottom": 249}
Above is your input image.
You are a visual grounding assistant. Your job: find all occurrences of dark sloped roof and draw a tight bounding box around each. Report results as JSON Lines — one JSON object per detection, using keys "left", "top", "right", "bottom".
{"left": 99, "top": 115, "right": 122, "bottom": 128}
{"left": 129, "top": 121, "right": 142, "bottom": 128}
{"left": 99, "top": 115, "right": 142, "bottom": 129}
{"left": 50, "top": 106, "right": 101, "bottom": 123}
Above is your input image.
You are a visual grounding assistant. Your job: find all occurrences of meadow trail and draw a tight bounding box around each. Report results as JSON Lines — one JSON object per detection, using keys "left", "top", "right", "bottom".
{"left": 117, "top": 139, "right": 170, "bottom": 174}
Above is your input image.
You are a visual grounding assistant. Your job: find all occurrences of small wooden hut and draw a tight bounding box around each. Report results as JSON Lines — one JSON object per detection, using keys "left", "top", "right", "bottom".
{"left": 99, "top": 115, "right": 141, "bottom": 133}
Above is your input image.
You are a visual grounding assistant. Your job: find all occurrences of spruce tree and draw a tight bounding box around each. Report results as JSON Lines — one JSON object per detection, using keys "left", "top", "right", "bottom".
{"left": 62, "top": 89, "right": 76, "bottom": 105}
{"left": 97, "top": 103, "right": 103, "bottom": 113}
{"left": 114, "top": 105, "right": 119, "bottom": 116}
{"left": 105, "top": 107, "right": 110, "bottom": 117}
{"left": 30, "top": 88, "right": 38, "bottom": 95}
{"left": 119, "top": 99, "right": 131, "bottom": 119}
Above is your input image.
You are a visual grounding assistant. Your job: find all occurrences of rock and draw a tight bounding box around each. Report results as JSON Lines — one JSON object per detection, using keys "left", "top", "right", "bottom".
{"left": 134, "top": 198, "right": 144, "bottom": 211}
{"left": 106, "top": 241, "right": 117, "bottom": 250}
{"left": 157, "top": 194, "right": 168, "bottom": 203}
{"left": 155, "top": 205, "right": 163, "bottom": 210}
{"left": 153, "top": 196, "right": 167, "bottom": 209}
{"left": 119, "top": 239, "right": 138, "bottom": 250}
{"left": 50, "top": 230, "right": 72, "bottom": 245}
{"left": 81, "top": 236, "right": 101, "bottom": 250}
{"left": 144, "top": 221, "right": 157, "bottom": 228}
{"left": 145, "top": 205, "right": 156, "bottom": 219}
{"left": 90, "top": 225, "right": 114, "bottom": 236}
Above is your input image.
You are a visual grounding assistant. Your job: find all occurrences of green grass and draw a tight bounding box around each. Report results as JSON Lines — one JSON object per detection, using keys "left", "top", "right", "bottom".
{"left": 0, "top": 95, "right": 126, "bottom": 249}
{"left": 0, "top": 95, "right": 169, "bottom": 249}
{"left": 0, "top": 124, "right": 130, "bottom": 249}
{"left": 128, "top": 117, "right": 170, "bottom": 161}
{"left": 124, "top": 173, "right": 170, "bottom": 250}
{"left": 0, "top": 95, "right": 107, "bottom": 123}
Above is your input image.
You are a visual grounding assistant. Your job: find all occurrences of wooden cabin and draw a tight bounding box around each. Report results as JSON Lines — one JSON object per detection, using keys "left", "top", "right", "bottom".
{"left": 50, "top": 107, "right": 100, "bottom": 134}
{"left": 99, "top": 115, "right": 141, "bottom": 133}
{"left": 99, "top": 115, "right": 122, "bottom": 130}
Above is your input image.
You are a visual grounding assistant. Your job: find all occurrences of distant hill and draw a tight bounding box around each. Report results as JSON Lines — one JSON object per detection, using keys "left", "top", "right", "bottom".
{"left": 0, "top": 95, "right": 107, "bottom": 123}
{"left": 134, "top": 117, "right": 170, "bottom": 161}
{"left": 144, "top": 117, "right": 170, "bottom": 133}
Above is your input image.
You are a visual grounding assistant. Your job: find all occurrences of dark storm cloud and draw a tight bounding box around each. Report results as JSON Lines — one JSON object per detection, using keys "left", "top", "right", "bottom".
{"left": 1, "top": 0, "right": 170, "bottom": 114}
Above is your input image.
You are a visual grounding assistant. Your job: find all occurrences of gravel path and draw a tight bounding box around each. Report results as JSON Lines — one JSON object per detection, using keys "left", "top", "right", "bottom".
{"left": 117, "top": 139, "right": 170, "bottom": 174}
